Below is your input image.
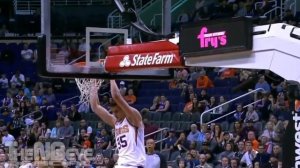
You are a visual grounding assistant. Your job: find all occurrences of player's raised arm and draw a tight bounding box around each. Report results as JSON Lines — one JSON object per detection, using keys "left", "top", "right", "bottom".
{"left": 90, "top": 84, "right": 116, "bottom": 127}
{"left": 110, "top": 80, "right": 142, "bottom": 127}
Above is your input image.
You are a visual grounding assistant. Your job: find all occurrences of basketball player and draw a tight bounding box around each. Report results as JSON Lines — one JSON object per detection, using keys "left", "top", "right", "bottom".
{"left": 90, "top": 80, "right": 146, "bottom": 168}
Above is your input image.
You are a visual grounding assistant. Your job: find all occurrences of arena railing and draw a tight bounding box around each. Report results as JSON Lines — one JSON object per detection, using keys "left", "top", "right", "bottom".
{"left": 59, "top": 84, "right": 110, "bottom": 111}
{"left": 200, "top": 88, "right": 265, "bottom": 125}
{"left": 144, "top": 127, "right": 169, "bottom": 151}
{"left": 205, "top": 99, "right": 262, "bottom": 125}
{"left": 20, "top": 109, "right": 44, "bottom": 125}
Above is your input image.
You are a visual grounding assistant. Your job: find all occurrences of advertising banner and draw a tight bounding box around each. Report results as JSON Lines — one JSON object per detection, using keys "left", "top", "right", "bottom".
{"left": 180, "top": 17, "right": 253, "bottom": 57}
{"left": 105, "top": 41, "right": 183, "bottom": 73}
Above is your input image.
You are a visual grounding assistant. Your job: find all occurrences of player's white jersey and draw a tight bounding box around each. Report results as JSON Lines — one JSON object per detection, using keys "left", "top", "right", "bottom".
{"left": 114, "top": 118, "right": 146, "bottom": 167}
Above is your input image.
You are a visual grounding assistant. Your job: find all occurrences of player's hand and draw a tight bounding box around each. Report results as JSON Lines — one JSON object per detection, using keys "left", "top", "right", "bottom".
{"left": 90, "top": 81, "right": 100, "bottom": 109}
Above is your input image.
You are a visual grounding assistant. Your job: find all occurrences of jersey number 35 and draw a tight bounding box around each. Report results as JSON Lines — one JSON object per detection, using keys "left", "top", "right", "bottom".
{"left": 117, "top": 135, "right": 128, "bottom": 150}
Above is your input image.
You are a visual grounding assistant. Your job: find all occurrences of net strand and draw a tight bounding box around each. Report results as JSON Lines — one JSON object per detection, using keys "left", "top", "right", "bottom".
{"left": 75, "top": 78, "right": 103, "bottom": 106}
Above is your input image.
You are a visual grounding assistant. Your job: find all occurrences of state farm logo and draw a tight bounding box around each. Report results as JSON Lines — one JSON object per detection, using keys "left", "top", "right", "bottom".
{"left": 119, "top": 52, "right": 175, "bottom": 68}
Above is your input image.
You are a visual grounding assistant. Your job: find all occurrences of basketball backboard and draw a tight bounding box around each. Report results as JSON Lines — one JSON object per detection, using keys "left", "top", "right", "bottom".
{"left": 37, "top": 0, "right": 174, "bottom": 80}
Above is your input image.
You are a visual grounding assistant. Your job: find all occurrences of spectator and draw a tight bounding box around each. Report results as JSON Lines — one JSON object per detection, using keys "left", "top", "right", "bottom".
{"left": 22, "top": 84, "right": 31, "bottom": 99}
{"left": 82, "top": 133, "right": 92, "bottom": 149}
{"left": 59, "top": 118, "right": 74, "bottom": 147}
{"left": 253, "top": 144, "right": 271, "bottom": 167}
{"left": 187, "top": 124, "right": 200, "bottom": 143}
{"left": 145, "top": 138, "right": 167, "bottom": 168}
{"left": 239, "top": 69, "right": 253, "bottom": 82}
{"left": 37, "top": 122, "right": 51, "bottom": 139}
{"left": 0, "top": 153, "right": 9, "bottom": 167}
{"left": 16, "top": 89, "right": 25, "bottom": 102}
{"left": 271, "top": 144, "right": 282, "bottom": 160}
{"left": 203, "top": 131, "right": 218, "bottom": 153}
{"left": 57, "top": 45, "right": 70, "bottom": 64}
{"left": 237, "top": 119, "right": 257, "bottom": 142}
{"left": 77, "top": 119, "right": 93, "bottom": 136}
{"left": 92, "top": 153, "right": 105, "bottom": 167}
{"left": 208, "top": 96, "right": 218, "bottom": 109}
{"left": 10, "top": 70, "right": 25, "bottom": 87}
{"left": 175, "top": 68, "right": 189, "bottom": 83}
{"left": 2, "top": 92, "right": 13, "bottom": 108}
{"left": 156, "top": 95, "right": 170, "bottom": 112}
{"left": 240, "top": 141, "right": 258, "bottom": 167}
{"left": 177, "top": 159, "right": 187, "bottom": 168}
{"left": 78, "top": 102, "right": 90, "bottom": 113}
{"left": 233, "top": 104, "right": 245, "bottom": 122}
{"left": 147, "top": 96, "right": 160, "bottom": 112}
{"left": 9, "top": 111, "right": 23, "bottom": 138}
{"left": 0, "top": 107, "right": 12, "bottom": 126}
{"left": 219, "top": 68, "right": 237, "bottom": 79}
{"left": 260, "top": 121, "right": 279, "bottom": 142}
{"left": 232, "top": 121, "right": 243, "bottom": 143}
{"left": 174, "top": 132, "right": 190, "bottom": 152}
{"left": 95, "top": 128, "right": 110, "bottom": 150}
{"left": 213, "top": 124, "right": 224, "bottom": 144}
{"left": 44, "top": 87, "right": 56, "bottom": 105}
{"left": 198, "top": 89, "right": 210, "bottom": 103}
{"left": 2, "top": 127, "right": 15, "bottom": 147}
{"left": 8, "top": 83, "right": 18, "bottom": 96}
{"left": 234, "top": 141, "right": 245, "bottom": 160}
{"left": 188, "top": 67, "right": 201, "bottom": 81}
{"left": 274, "top": 92, "right": 289, "bottom": 113}
{"left": 181, "top": 84, "right": 195, "bottom": 103}
{"left": 255, "top": 75, "right": 271, "bottom": 93}
{"left": 256, "top": 94, "right": 273, "bottom": 121}
{"left": 74, "top": 128, "right": 87, "bottom": 148}
{"left": 215, "top": 96, "right": 229, "bottom": 114}
{"left": 197, "top": 124, "right": 208, "bottom": 143}
{"left": 196, "top": 71, "right": 214, "bottom": 89}
{"left": 185, "top": 152, "right": 200, "bottom": 167}
{"left": 244, "top": 105, "right": 259, "bottom": 123}
{"left": 218, "top": 143, "right": 235, "bottom": 161}
{"left": 216, "top": 156, "right": 230, "bottom": 168}
{"left": 163, "top": 129, "right": 178, "bottom": 150}
{"left": 247, "top": 131, "right": 259, "bottom": 151}
{"left": 219, "top": 131, "right": 234, "bottom": 150}
{"left": 50, "top": 120, "right": 62, "bottom": 139}
{"left": 0, "top": 74, "right": 8, "bottom": 89}
{"left": 60, "top": 104, "right": 69, "bottom": 117}
{"left": 183, "top": 94, "right": 197, "bottom": 113}
{"left": 68, "top": 104, "right": 82, "bottom": 121}
{"left": 21, "top": 43, "right": 34, "bottom": 62}
{"left": 124, "top": 88, "right": 137, "bottom": 105}
{"left": 230, "top": 158, "right": 240, "bottom": 168}
{"left": 78, "top": 38, "right": 91, "bottom": 53}
{"left": 196, "top": 153, "right": 213, "bottom": 168}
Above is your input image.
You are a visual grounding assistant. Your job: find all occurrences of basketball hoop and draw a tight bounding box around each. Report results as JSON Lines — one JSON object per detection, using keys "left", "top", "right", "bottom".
{"left": 75, "top": 78, "right": 103, "bottom": 106}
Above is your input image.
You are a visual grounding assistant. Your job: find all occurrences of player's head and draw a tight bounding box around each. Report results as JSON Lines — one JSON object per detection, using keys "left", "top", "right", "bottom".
{"left": 110, "top": 100, "right": 126, "bottom": 121}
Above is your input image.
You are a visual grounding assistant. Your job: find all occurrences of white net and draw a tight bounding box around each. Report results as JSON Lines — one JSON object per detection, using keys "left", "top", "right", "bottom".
{"left": 75, "top": 78, "right": 103, "bottom": 106}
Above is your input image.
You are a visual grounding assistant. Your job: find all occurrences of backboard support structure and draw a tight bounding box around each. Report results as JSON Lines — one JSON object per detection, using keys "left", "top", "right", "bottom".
{"left": 38, "top": 0, "right": 174, "bottom": 80}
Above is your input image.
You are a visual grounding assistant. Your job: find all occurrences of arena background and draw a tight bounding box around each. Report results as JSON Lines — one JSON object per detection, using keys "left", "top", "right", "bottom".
{"left": 0, "top": 0, "right": 299, "bottom": 167}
